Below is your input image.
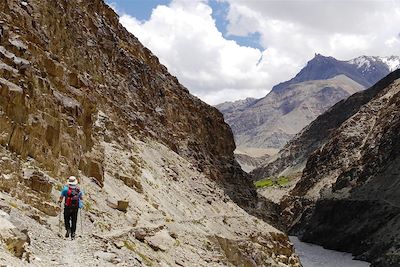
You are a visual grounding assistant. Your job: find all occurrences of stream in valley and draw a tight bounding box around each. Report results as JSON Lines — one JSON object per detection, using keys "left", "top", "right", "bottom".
{"left": 290, "top": 236, "right": 370, "bottom": 267}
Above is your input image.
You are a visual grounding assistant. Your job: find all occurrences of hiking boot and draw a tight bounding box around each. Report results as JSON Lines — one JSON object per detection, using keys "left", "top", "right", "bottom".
{"left": 65, "top": 230, "right": 70, "bottom": 238}
{"left": 71, "top": 233, "right": 75, "bottom": 240}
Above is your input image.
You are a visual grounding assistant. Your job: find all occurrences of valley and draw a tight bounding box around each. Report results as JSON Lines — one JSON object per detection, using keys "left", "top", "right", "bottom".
{"left": 0, "top": 0, "right": 399, "bottom": 266}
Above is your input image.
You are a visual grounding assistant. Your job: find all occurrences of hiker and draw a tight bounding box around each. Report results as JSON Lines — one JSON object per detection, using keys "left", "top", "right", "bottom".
{"left": 58, "top": 176, "right": 83, "bottom": 240}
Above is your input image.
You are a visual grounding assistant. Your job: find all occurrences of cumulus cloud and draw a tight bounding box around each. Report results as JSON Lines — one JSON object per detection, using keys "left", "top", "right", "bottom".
{"left": 117, "top": 0, "right": 400, "bottom": 105}
{"left": 225, "top": 0, "right": 400, "bottom": 59}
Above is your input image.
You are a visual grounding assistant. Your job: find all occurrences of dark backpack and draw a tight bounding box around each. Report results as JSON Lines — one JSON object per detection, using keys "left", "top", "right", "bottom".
{"left": 65, "top": 186, "right": 80, "bottom": 207}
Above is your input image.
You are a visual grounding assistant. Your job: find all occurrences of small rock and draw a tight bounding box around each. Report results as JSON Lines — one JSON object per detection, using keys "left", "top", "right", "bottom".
{"left": 111, "top": 258, "right": 121, "bottom": 264}
{"left": 175, "top": 259, "right": 185, "bottom": 266}
{"left": 134, "top": 228, "right": 147, "bottom": 242}
{"left": 114, "top": 241, "right": 124, "bottom": 249}
{"left": 145, "top": 230, "right": 175, "bottom": 252}
{"left": 117, "top": 200, "right": 129, "bottom": 212}
{"left": 0, "top": 205, "right": 11, "bottom": 214}
{"left": 94, "top": 251, "right": 116, "bottom": 262}
{"left": 169, "top": 230, "right": 178, "bottom": 239}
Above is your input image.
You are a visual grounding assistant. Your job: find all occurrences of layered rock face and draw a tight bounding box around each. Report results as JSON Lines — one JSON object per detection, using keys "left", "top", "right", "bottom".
{"left": 0, "top": 0, "right": 300, "bottom": 266}
{"left": 0, "top": 0, "right": 239, "bottom": 194}
{"left": 280, "top": 70, "right": 400, "bottom": 266}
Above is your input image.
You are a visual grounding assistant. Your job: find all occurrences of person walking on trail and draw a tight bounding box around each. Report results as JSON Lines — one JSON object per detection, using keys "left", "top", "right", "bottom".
{"left": 58, "top": 176, "right": 83, "bottom": 240}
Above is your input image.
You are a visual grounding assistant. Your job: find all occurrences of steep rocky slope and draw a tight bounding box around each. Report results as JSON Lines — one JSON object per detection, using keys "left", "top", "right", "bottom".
{"left": 234, "top": 153, "right": 270, "bottom": 173}
{"left": 217, "top": 54, "right": 399, "bottom": 155}
{"left": 252, "top": 70, "right": 400, "bottom": 180}
{"left": 216, "top": 97, "right": 257, "bottom": 115}
{"left": 0, "top": 0, "right": 300, "bottom": 266}
{"left": 281, "top": 69, "right": 400, "bottom": 266}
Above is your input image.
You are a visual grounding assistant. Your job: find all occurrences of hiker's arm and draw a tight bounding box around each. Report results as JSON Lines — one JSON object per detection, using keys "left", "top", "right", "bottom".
{"left": 58, "top": 186, "right": 67, "bottom": 205}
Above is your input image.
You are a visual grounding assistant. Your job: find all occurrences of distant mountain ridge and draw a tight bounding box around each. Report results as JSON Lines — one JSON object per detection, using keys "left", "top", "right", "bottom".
{"left": 217, "top": 54, "right": 399, "bottom": 158}
{"left": 217, "top": 97, "right": 257, "bottom": 114}
{"left": 272, "top": 54, "right": 400, "bottom": 93}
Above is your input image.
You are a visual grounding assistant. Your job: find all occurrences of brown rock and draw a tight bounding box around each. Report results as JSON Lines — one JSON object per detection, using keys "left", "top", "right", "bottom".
{"left": 134, "top": 228, "right": 147, "bottom": 242}
{"left": 28, "top": 171, "right": 52, "bottom": 195}
{"left": 115, "top": 173, "right": 143, "bottom": 193}
{"left": 117, "top": 200, "right": 129, "bottom": 212}
{"left": 0, "top": 173, "right": 15, "bottom": 193}
{"left": 87, "top": 159, "right": 104, "bottom": 187}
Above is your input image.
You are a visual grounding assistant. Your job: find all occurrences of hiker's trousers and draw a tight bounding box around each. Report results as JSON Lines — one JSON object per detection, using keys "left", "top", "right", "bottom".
{"left": 64, "top": 206, "right": 79, "bottom": 234}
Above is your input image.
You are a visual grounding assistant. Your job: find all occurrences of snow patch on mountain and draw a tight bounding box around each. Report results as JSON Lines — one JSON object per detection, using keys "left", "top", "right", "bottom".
{"left": 348, "top": 56, "right": 400, "bottom": 72}
{"left": 381, "top": 56, "right": 400, "bottom": 71}
{"left": 348, "top": 56, "right": 373, "bottom": 69}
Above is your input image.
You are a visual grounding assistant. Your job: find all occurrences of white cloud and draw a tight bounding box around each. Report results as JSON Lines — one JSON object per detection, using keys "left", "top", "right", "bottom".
{"left": 225, "top": 0, "right": 400, "bottom": 60}
{"left": 120, "top": 0, "right": 275, "bottom": 104}
{"left": 117, "top": 0, "right": 400, "bottom": 105}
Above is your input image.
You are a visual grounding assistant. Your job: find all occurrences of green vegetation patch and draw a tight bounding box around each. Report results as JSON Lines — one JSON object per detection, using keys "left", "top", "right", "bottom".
{"left": 254, "top": 176, "right": 289, "bottom": 188}
{"left": 277, "top": 176, "right": 289, "bottom": 186}
{"left": 135, "top": 251, "right": 153, "bottom": 266}
{"left": 254, "top": 178, "right": 274, "bottom": 188}
{"left": 123, "top": 240, "right": 136, "bottom": 251}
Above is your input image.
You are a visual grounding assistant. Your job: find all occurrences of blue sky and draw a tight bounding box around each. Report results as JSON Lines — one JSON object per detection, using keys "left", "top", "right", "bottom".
{"left": 108, "top": 0, "right": 263, "bottom": 50}
{"left": 107, "top": 0, "right": 170, "bottom": 21}
{"left": 107, "top": 0, "right": 400, "bottom": 104}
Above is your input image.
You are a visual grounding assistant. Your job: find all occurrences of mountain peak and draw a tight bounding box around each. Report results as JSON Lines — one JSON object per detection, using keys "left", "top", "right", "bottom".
{"left": 312, "top": 53, "right": 334, "bottom": 60}
{"left": 272, "top": 54, "right": 399, "bottom": 93}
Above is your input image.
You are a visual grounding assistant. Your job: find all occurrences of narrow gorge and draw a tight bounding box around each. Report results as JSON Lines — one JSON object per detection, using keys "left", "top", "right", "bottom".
{"left": 254, "top": 70, "right": 400, "bottom": 267}
{"left": 1, "top": 0, "right": 399, "bottom": 267}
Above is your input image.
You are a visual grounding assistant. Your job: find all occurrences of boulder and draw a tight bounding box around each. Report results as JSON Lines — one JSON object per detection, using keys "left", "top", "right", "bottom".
{"left": 117, "top": 200, "right": 129, "bottom": 212}
{"left": 115, "top": 173, "right": 143, "bottom": 193}
{"left": 0, "top": 210, "right": 30, "bottom": 258}
{"left": 145, "top": 230, "right": 175, "bottom": 252}
{"left": 28, "top": 171, "right": 52, "bottom": 195}
{"left": 87, "top": 159, "right": 104, "bottom": 187}
{"left": 0, "top": 173, "right": 15, "bottom": 193}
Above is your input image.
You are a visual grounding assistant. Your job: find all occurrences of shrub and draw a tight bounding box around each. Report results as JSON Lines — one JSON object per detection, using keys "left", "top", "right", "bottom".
{"left": 254, "top": 178, "right": 274, "bottom": 188}
{"left": 254, "top": 176, "right": 289, "bottom": 188}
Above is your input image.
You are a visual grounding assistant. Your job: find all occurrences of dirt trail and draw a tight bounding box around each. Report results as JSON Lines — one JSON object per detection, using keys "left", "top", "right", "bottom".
{"left": 58, "top": 238, "right": 82, "bottom": 266}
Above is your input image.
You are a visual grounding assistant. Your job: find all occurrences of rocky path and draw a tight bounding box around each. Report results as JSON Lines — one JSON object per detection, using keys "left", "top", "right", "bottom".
{"left": 58, "top": 238, "right": 83, "bottom": 266}
{"left": 28, "top": 209, "right": 107, "bottom": 266}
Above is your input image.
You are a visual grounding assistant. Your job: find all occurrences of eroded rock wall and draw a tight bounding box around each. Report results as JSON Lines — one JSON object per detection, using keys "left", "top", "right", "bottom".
{"left": 0, "top": 0, "right": 299, "bottom": 265}
{"left": 282, "top": 71, "right": 400, "bottom": 266}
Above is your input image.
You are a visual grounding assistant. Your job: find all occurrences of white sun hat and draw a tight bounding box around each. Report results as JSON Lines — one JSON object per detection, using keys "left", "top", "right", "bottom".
{"left": 67, "top": 176, "right": 78, "bottom": 185}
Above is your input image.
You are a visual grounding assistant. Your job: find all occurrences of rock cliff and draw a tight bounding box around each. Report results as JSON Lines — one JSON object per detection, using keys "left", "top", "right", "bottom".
{"left": 0, "top": 0, "right": 300, "bottom": 266}
{"left": 280, "top": 69, "right": 400, "bottom": 266}
{"left": 252, "top": 70, "right": 400, "bottom": 180}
